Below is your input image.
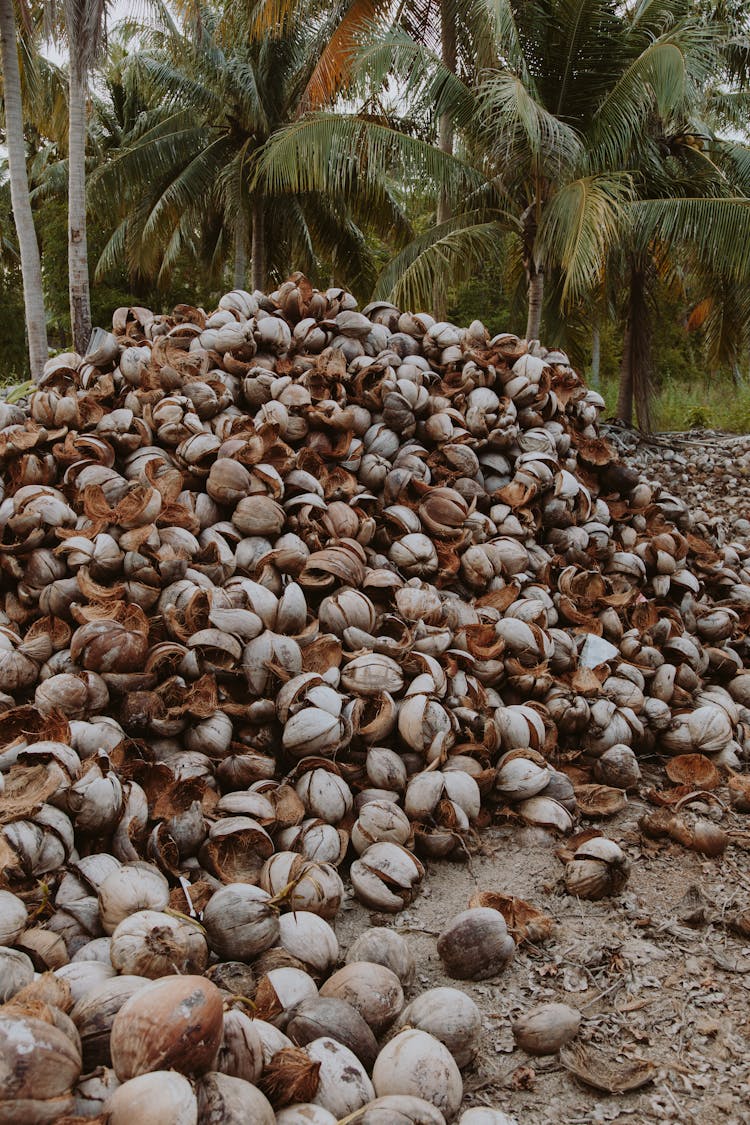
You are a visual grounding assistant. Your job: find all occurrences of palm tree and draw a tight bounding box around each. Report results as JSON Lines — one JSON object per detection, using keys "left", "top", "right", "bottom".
{"left": 61, "top": 0, "right": 107, "bottom": 353}
{"left": 258, "top": 0, "right": 635, "bottom": 339}
{"left": 90, "top": 4, "right": 407, "bottom": 295}
{"left": 259, "top": 0, "right": 750, "bottom": 426}
{"left": 249, "top": 0, "right": 492, "bottom": 314}
{"left": 0, "top": 0, "right": 47, "bottom": 378}
{"left": 600, "top": 3, "right": 750, "bottom": 427}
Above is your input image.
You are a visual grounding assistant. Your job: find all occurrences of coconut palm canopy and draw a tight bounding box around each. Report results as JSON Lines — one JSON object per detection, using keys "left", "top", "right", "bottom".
{"left": 88, "top": 2, "right": 411, "bottom": 295}
{"left": 259, "top": 1, "right": 750, "bottom": 319}
{"left": 0, "top": 0, "right": 749, "bottom": 422}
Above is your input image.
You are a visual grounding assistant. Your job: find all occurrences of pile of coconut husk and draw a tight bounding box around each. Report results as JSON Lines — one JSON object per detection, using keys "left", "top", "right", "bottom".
{"left": 0, "top": 275, "right": 748, "bottom": 1123}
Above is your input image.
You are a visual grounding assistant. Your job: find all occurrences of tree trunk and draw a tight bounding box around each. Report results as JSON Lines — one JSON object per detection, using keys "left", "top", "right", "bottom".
{"left": 525, "top": 267, "right": 544, "bottom": 340}
{"left": 68, "top": 56, "right": 92, "bottom": 354}
{"left": 0, "top": 0, "right": 48, "bottom": 379}
{"left": 433, "top": 0, "right": 456, "bottom": 321}
{"left": 251, "top": 197, "right": 265, "bottom": 292}
{"left": 233, "top": 205, "right": 247, "bottom": 290}
{"left": 616, "top": 320, "right": 633, "bottom": 424}
{"left": 593, "top": 306, "right": 602, "bottom": 389}
{"left": 616, "top": 263, "right": 652, "bottom": 431}
{"left": 590, "top": 315, "right": 601, "bottom": 387}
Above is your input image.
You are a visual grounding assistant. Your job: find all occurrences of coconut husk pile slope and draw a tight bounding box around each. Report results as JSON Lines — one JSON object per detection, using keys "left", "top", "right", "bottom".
{"left": 0, "top": 275, "right": 749, "bottom": 1122}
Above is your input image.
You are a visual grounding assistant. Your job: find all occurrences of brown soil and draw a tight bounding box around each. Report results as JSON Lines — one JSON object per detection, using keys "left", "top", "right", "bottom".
{"left": 338, "top": 786, "right": 750, "bottom": 1124}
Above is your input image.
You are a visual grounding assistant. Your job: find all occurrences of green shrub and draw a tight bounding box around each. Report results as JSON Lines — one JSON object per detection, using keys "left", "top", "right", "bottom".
{"left": 598, "top": 374, "right": 750, "bottom": 433}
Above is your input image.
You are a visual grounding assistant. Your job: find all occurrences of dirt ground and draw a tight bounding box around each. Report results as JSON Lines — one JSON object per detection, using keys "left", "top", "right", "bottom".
{"left": 338, "top": 782, "right": 750, "bottom": 1124}
{"left": 339, "top": 431, "right": 750, "bottom": 1124}
{"left": 336, "top": 429, "right": 750, "bottom": 1124}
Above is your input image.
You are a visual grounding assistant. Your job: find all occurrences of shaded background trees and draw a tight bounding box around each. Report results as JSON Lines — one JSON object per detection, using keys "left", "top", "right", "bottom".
{"left": 0, "top": 0, "right": 749, "bottom": 430}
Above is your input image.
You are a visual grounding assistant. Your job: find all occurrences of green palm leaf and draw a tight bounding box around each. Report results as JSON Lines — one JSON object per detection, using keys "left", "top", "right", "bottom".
{"left": 476, "top": 72, "right": 583, "bottom": 174}
{"left": 633, "top": 196, "right": 750, "bottom": 285}
{"left": 374, "top": 211, "right": 518, "bottom": 308}
{"left": 256, "top": 113, "right": 482, "bottom": 199}
{"left": 590, "top": 24, "right": 719, "bottom": 170}
{"left": 537, "top": 173, "right": 634, "bottom": 305}
{"left": 355, "top": 27, "right": 477, "bottom": 128}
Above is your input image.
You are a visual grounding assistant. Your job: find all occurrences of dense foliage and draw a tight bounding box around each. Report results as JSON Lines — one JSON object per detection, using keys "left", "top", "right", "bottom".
{"left": 0, "top": 0, "right": 749, "bottom": 427}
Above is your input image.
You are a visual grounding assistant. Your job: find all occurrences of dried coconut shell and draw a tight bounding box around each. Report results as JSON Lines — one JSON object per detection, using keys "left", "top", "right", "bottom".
{"left": 16, "top": 927, "right": 69, "bottom": 971}
{"left": 467, "top": 891, "right": 554, "bottom": 945}
{"left": 200, "top": 819, "right": 275, "bottom": 884}
{"left": 555, "top": 827, "right": 606, "bottom": 864}
{"left": 301, "top": 635, "right": 343, "bottom": 676}
{"left": 644, "top": 784, "right": 697, "bottom": 807}
{"left": 728, "top": 774, "right": 750, "bottom": 812}
{"left": 10, "top": 971, "right": 72, "bottom": 1013}
{"left": 205, "top": 961, "right": 255, "bottom": 997}
{"left": 109, "top": 974, "right": 223, "bottom": 1081}
{"left": 0, "top": 1011, "right": 81, "bottom": 1106}
{"left": 0, "top": 763, "right": 61, "bottom": 825}
{"left": 512, "top": 1002, "right": 580, "bottom": 1054}
{"left": 560, "top": 1043, "right": 655, "bottom": 1093}
{"left": 573, "top": 784, "right": 627, "bottom": 818}
{"left": 167, "top": 878, "right": 214, "bottom": 917}
{"left": 639, "top": 810, "right": 728, "bottom": 856}
{"left": 665, "top": 754, "right": 720, "bottom": 790}
{"left": 252, "top": 947, "right": 309, "bottom": 977}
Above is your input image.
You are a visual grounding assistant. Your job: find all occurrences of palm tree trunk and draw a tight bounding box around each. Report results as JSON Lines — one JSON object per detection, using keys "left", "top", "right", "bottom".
{"left": 234, "top": 206, "right": 247, "bottom": 289}
{"left": 433, "top": 0, "right": 456, "bottom": 321}
{"left": 616, "top": 320, "right": 633, "bottom": 423}
{"left": 590, "top": 315, "right": 601, "bottom": 387}
{"left": 616, "top": 263, "right": 652, "bottom": 431}
{"left": 0, "top": 0, "right": 48, "bottom": 379}
{"left": 68, "top": 55, "right": 92, "bottom": 354}
{"left": 251, "top": 197, "right": 265, "bottom": 292}
{"left": 525, "top": 267, "right": 544, "bottom": 340}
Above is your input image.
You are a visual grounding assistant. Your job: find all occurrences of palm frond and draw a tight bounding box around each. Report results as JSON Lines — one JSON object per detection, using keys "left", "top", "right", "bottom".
{"left": 538, "top": 173, "right": 634, "bottom": 305}
{"left": 485, "top": 0, "right": 534, "bottom": 89}
{"left": 713, "top": 140, "right": 750, "bottom": 194}
{"left": 128, "top": 51, "right": 224, "bottom": 118}
{"left": 590, "top": 25, "right": 719, "bottom": 170}
{"left": 552, "top": 0, "right": 617, "bottom": 116}
{"left": 256, "top": 113, "right": 483, "bottom": 200}
{"left": 88, "top": 113, "right": 209, "bottom": 202}
{"left": 141, "top": 136, "right": 235, "bottom": 244}
{"left": 633, "top": 196, "right": 750, "bottom": 285}
{"left": 296, "top": 193, "right": 375, "bottom": 292}
{"left": 63, "top": 0, "right": 108, "bottom": 70}
{"left": 94, "top": 215, "right": 129, "bottom": 279}
{"left": 374, "top": 210, "right": 518, "bottom": 308}
{"left": 302, "top": 0, "right": 380, "bottom": 109}
{"left": 476, "top": 72, "right": 583, "bottom": 175}
{"left": 687, "top": 277, "right": 750, "bottom": 369}
{"left": 248, "top": 0, "right": 306, "bottom": 38}
{"left": 157, "top": 204, "right": 206, "bottom": 282}
{"left": 705, "top": 88, "right": 750, "bottom": 135}
{"left": 356, "top": 28, "right": 477, "bottom": 129}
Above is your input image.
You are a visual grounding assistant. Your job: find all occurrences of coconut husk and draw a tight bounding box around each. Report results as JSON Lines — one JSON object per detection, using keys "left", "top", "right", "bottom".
{"left": 560, "top": 1043, "right": 655, "bottom": 1093}
{"left": 258, "top": 1046, "right": 321, "bottom": 1107}
{"left": 468, "top": 890, "right": 555, "bottom": 945}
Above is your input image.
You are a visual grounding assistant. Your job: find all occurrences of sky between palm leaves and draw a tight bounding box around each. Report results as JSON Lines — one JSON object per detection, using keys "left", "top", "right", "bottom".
{"left": 41, "top": 0, "right": 146, "bottom": 63}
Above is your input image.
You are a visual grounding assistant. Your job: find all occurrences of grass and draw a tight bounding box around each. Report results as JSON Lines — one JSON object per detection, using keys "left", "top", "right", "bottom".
{"left": 0, "top": 370, "right": 26, "bottom": 388}
{"left": 598, "top": 375, "right": 750, "bottom": 433}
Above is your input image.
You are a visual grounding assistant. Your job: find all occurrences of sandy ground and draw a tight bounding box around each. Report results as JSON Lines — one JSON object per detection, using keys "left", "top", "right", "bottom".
{"left": 337, "top": 779, "right": 750, "bottom": 1124}
{"left": 337, "top": 431, "right": 750, "bottom": 1124}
